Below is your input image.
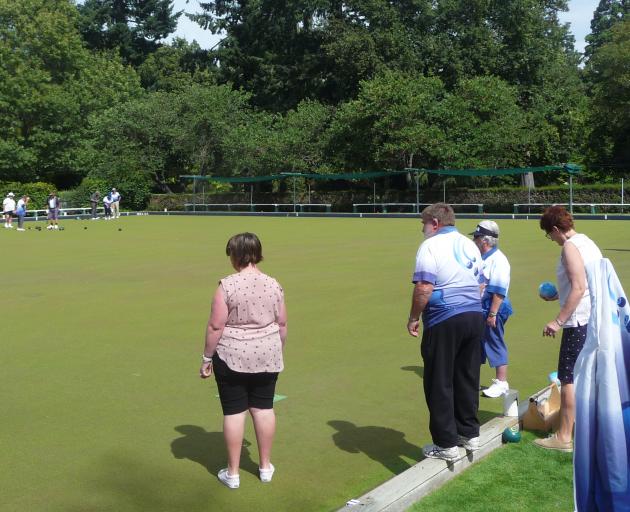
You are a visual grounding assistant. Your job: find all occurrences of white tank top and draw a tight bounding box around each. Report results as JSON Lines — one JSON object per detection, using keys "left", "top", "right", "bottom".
{"left": 556, "top": 233, "right": 602, "bottom": 327}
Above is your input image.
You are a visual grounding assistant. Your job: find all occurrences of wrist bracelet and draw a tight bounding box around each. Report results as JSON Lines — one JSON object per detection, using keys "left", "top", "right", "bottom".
{"left": 408, "top": 316, "right": 419, "bottom": 322}
{"left": 555, "top": 317, "right": 565, "bottom": 326}
{"left": 202, "top": 354, "right": 214, "bottom": 364}
{"left": 488, "top": 311, "right": 497, "bottom": 317}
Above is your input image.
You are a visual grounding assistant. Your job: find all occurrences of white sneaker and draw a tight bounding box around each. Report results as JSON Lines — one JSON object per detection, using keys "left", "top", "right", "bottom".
{"left": 217, "top": 468, "right": 240, "bottom": 489}
{"left": 423, "top": 444, "right": 460, "bottom": 461}
{"left": 54, "top": 225, "right": 59, "bottom": 230}
{"left": 457, "top": 435, "right": 480, "bottom": 451}
{"left": 259, "top": 463, "right": 275, "bottom": 483}
{"left": 482, "top": 379, "right": 509, "bottom": 398}
{"left": 46, "top": 225, "right": 53, "bottom": 230}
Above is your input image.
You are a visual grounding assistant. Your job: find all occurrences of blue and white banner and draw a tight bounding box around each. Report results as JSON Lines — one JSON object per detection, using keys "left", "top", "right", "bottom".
{"left": 574, "top": 258, "right": 630, "bottom": 512}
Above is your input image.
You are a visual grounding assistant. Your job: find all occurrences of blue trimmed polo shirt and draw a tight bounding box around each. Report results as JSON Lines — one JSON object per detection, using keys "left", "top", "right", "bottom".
{"left": 412, "top": 226, "right": 483, "bottom": 328}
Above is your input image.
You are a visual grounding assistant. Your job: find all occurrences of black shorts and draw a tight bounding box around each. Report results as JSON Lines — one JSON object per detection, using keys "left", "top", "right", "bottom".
{"left": 557, "top": 324, "right": 588, "bottom": 384}
{"left": 213, "top": 355, "right": 278, "bottom": 415}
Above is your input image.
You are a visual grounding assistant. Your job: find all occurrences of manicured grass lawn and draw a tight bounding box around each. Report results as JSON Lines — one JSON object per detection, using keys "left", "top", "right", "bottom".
{"left": 2, "top": 215, "right": 628, "bottom": 511}
{"left": 410, "top": 431, "right": 574, "bottom": 512}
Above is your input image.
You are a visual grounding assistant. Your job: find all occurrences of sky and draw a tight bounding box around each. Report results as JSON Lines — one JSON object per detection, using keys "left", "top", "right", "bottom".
{"left": 168, "top": 0, "right": 600, "bottom": 54}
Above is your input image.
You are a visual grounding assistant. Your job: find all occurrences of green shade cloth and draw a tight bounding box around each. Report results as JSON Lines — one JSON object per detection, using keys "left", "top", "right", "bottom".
{"left": 181, "top": 174, "right": 286, "bottom": 183}
{"left": 405, "top": 164, "right": 581, "bottom": 176}
{"left": 181, "top": 164, "right": 580, "bottom": 183}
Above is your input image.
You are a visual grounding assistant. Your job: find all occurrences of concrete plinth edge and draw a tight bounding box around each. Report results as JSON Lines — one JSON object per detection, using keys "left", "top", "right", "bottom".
{"left": 337, "top": 415, "right": 518, "bottom": 512}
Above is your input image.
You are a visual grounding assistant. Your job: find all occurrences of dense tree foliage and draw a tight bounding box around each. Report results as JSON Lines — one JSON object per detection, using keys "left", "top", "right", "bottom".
{"left": 138, "top": 39, "right": 216, "bottom": 91}
{"left": 586, "top": 19, "right": 630, "bottom": 175}
{"left": 77, "top": 0, "right": 180, "bottom": 66}
{"left": 0, "top": 0, "right": 628, "bottom": 206}
{"left": 0, "top": 0, "right": 141, "bottom": 188}
{"left": 584, "top": 0, "right": 629, "bottom": 60}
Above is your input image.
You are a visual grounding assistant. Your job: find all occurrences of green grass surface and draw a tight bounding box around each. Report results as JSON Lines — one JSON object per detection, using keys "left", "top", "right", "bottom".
{"left": 409, "top": 431, "right": 574, "bottom": 512}
{"left": 2, "top": 216, "right": 629, "bottom": 511}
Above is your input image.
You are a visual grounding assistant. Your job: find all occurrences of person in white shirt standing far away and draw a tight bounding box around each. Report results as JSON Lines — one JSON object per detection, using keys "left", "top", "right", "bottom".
{"left": 110, "top": 188, "right": 121, "bottom": 218}
{"left": 3, "top": 192, "right": 16, "bottom": 229}
{"left": 16, "top": 195, "right": 30, "bottom": 231}
{"left": 471, "top": 220, "right": 513, "bottom": 398}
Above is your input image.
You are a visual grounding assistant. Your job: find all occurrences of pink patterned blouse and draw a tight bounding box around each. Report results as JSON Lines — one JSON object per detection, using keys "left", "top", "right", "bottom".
{"left": 216, "top": 271, "right": 284, "bottom": 373}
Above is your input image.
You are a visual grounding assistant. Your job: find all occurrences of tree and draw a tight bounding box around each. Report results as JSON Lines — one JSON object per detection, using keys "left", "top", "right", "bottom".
{"left": 84, "top": 84, "right": 267, "bottom": 194}
{"left": 0, "top": 0, "right": 141, "bottom": 187}
{"left": 273, "top": 100, "right": 333, "bottom": 172}
{"left": 138, "top": 38, "right": 217, "bottom": 91}
{"left": 586, "top": 19, "right": 630, "bottom": 175}
{"left": 77, "top": 0, "right": 181, "bottom": 66}
{"left": 441, "top": 76, "right": 529, "bottom": 171}
{"left": 584, "top": 0, "right": 629, "bottom": 61}
{"left": 327, "top": 71, "right": 533, "bottom": 175}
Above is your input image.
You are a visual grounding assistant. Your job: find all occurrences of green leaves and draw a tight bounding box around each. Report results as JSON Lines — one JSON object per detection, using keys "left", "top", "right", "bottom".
{"left": 0, "top": 0, "right": 142, "bottom": 187}
{"left": 586, "top": 18, "right": 630, "bottom": 173}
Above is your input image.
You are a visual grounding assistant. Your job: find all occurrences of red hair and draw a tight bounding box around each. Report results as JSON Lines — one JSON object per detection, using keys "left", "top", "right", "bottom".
{"left": 540, "top": 206, "right": 574, "bottom": 233}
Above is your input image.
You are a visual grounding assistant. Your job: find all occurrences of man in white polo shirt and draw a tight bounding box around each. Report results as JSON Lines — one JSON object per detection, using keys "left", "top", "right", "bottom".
{"left": 471, "top": 220, "right": 513, "bottom": 398}
{"left": 3, "top": 192, "right": 16, "bottom": 229}
{"left": 407, "top": 203, "right": 484, "bottom": 461}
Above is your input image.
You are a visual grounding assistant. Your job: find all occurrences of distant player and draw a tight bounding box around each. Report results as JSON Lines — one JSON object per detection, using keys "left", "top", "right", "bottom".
{"left": 16, "top": 195, "right": 30, "bottom": 232}
{"left": 90, "top": 190, "right": 100, "bottom": 219}
{"left": 46, "top": 192, "right": 60, "bottom": 230}
{"left": 471, "top": 221, "right": 513, "bottom": 398}
{"left": 3, "top": 192, "right": 16, "bottom": 229}
{"left": 110, "top": 188, "right": 121, "bottom": 218}
{"left": 103, "top": 193, "right": 113, "bottom": 220}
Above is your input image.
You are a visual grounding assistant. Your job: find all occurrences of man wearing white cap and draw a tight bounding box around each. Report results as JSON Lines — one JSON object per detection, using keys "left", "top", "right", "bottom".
{"left": 3, "top": 192, "right": 16, "bottom": 229}
{"left": 471, "top": 220, "right": 513, "bottom": 398}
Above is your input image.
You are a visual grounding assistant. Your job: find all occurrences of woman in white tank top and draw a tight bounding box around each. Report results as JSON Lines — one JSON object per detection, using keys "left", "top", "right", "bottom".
{"left": 535, "top": 206, "right": 602, "bottom": 453}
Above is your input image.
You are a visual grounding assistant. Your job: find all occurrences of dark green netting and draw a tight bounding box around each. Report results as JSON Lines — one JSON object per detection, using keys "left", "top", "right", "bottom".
{"left": 180, "top": 174, "right": 285, "bottom": 183}
{"left": 298, "top": 170, "right": 408, "bottom": 180}
{"left": 405, "top": 164, "right": 580, "bottom": 176}
{"left": 181, "top": 164, "right": 580, "bottom": 183}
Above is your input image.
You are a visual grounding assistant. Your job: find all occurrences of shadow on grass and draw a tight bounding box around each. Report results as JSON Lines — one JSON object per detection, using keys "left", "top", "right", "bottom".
{"left": 400, "top": 366, "right": 499, "bottom": 426}
{"left": 478, "top": 409, "right": 499, "bottom": 425}
{"left": 328, "top": 420, "right": 423, "bottom": 474}
{"left": 170, "top": 425, "right": 258, "bottom": 477}
{"left": 401, "top": 365, "right": 424, "bottom": 379}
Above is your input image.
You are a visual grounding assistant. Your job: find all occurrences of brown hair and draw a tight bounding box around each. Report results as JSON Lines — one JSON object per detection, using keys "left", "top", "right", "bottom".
{"left": 226, "top": 232, "right": 263, "bottom": 268}
{"left": 540, "top": 206, "right": 574, "bottom": 234}
{"left": 421, "top": 202, "right": 456, "bottom": 226}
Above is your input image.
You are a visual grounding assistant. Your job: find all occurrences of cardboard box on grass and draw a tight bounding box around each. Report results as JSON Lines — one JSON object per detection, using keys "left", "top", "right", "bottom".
{"left": 522, "top": 382, "right": 561, "bottom": 432}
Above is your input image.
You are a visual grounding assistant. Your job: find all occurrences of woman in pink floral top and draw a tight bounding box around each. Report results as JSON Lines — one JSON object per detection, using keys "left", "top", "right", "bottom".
{"left": 200, "top": 233, "right": 287, "bottom": 489}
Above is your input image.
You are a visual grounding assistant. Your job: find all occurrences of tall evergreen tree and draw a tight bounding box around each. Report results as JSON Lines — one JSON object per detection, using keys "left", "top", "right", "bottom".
{"left": 586, "top": 19, "right": 630, "bottom": 174}
{"left": 77, "top": 0, "right": 181, "bottom": 66}
{"left": 584, "top": 0, "right": 629, "bottom": 61}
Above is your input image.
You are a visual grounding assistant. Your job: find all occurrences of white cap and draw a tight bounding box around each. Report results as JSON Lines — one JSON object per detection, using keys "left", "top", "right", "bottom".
{"left": 471, "top": 220, "right": 499, "bottom": 238}
{"left": 7, "top": 192, "right": 14, "bottom": 197}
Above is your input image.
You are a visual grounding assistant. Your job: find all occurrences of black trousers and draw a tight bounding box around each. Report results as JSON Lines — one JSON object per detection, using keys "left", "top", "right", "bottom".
{"left": 421, "top": 311, "right": 484, "bottom": 448}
